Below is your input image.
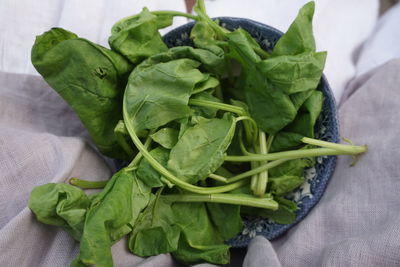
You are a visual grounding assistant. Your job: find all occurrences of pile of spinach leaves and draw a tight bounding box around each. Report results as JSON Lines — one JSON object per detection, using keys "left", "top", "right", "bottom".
{"left": 28, "top": 1, "right": 367, "bottom": 266}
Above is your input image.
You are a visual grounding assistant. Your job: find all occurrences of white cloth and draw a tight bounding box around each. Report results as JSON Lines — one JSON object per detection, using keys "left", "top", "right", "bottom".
{"left": 353, "top": 2, "right": 400, "bottom": 76}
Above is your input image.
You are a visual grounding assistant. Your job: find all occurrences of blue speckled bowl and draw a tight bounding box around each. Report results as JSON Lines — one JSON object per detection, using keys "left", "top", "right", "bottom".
{"left": 163, "top": 17, "right": 339, "bottom": 247}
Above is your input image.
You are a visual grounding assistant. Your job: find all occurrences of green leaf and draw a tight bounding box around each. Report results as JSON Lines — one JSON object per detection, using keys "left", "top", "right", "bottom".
{"left": 150, "top": 128, "right": 179, "bottom": 149}
{"left": 226, "top": 28, "right": 262, "bottom": 67}
{"left": 124, "top": 58, "right": 206, "bottom": 133}
{"left": 171, "top": 202, "right": 231, "bottom": 265}
{"left": 269, "top": 132, "right": 303, "bottom": 152}
{"left": 190, "top": 21, "right": 225, "bottom": 57}
{"left": 109, "top": 7, "right": 171, "bottom": 64}
{"left": 286, "top": 90, "right": 324, "bottom": 137}
{"left": 290, "top": 90, "right": 314, "bottom": 110}
{"left": 242, "top": 197, "right": 297, "bottom": 224}
{"left": 257, "top": 52, "right": 327, "bottom": 94}
{"left": 130, "top": 175, "right": 152, "bottom": 226}
{"left": 268, "top": 175, "right": 304, "bottom": 196}
{"left": 31, "top": 28, "right": 133, "bottom": 159}
{"left": 28, "top": 183, "right": 90, "bottom": 241}
{"left": 167, "top": 114, "right": 236, "bottom": 184}
{"left": 243, "top": 67, "right": 297, "bottom": 134}
{"left": 192, "top": 74, "right": 220, "bottom": 94}
{"left": 136, "top": 147, "right": 170, "bottom": 188}
{"left": 142, "top": 46, "right": 225, "bottom": 74}
{"left": 206, "top": 203, "right": 243, "bottom": 240}
{"left": 268, "top": 153, "right": 315, "bottom": 178}
{"left": 73, "top": 170, "right": 134, "bottom": 267}
{"left": 270, "top": 91, "right": 324, "bottom": 151}
{"left": 272, "top": 1, "right": 316, "bottom": 56}
{"left": 129, "top": 192, "right": 181, "bottom": 256}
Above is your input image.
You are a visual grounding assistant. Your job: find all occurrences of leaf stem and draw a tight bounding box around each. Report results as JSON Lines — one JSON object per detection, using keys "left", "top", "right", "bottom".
{"left": 252, "top": 131, "right": 269, "bottom": 196}
{"left": 301, "top": 137, "right": 368, "bottom": 154}
{"left": 125, "top": 132, "right": 153, "bottom": 171}
{"left": 208, "top": 173, "right": 228, "bottom": 183}
{"left": 163, "top": 193, "right": 279, "bottom": 210}
{"left": 114, "top": 121, "right": 135, "bottom": 158}
{"left": 69, "top": 177, "right": 108, "bottom": 189}
{"left": 225, "top": 147, "right": 367, "bottom": 162}
{"left": 236, "top": 115, "right": 258, "bottom": 145}
{"left": 227, "top": 159, "right": 287, "bottom": 183}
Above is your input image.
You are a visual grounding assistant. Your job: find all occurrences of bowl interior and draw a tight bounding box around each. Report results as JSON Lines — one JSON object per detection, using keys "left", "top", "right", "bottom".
{"left": 163, "top": 17, "right": 339, "bottom": 247}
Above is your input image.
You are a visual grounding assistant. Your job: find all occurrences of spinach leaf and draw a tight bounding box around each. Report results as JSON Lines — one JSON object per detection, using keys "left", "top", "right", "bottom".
{"left": 72, "top": 170, "right": 134, "bottom": 267}
{"left": 270, "top": 90, "right": 324, "bottom": 151}
{"left": 285, "top": 90, "right": 324, "bottom": 138}
{"left": 130, "top": 174, "right": 152, "bottom": 226}
{"left": 268, "top": 175, "right": 305, "bottom": 196}
{"left": 150, "top": 128, "right": 179, "bottom": 149}
{"left": 124, "top": 58, "right": 206, "bottom": 133}
{"left": 129, "top": 192, "right": 181, "bottom": 256}
{"left": 206, "top": 203, "right": 243, "bottom": 240}
{"left": 268, "top": 154, "right": 315, "bottom": 178}
{"left": 272, "top": 1, "right": 316, "bottom": 56}
{"left": 31, "top": 28, "right": 133, "bottom": 159}
{"left": 269, "top": 132, "right": 303, "bottom": 152}
{"left": 167, "top": 114, "right": 236, "bottom": 184}
{"left": 243, "top": 67, "right": 297, "bottom": 134}
{"left": 109, "top": 7, "right": 171, "bottom": 64}
{"left": 256, "top": 51, "right": 326, "bottom": 94}
{"left": 290, "top": 90, "right": 314, "bottom": 110}
{"left": 171, "top": 202, "right": 232, "bottom": 265}
{"left": 142, "top": 46, "right": 225, "bottom": 74}
{"left": 136, "top": 147, "right": 170, "bottom": 188}
{"left": 226, "top": 28, "right": 262, "bottom": 66}
{"left": 28, "top": 183, "right": 90, "bottom": 241}
{"left": 242, "top": 197, "right": 297, "bottom": 224}
{"left": 190, "top": 21, "right": 225, "bottom": 57}
{"left": 192, "top": 74, "right": 220, "bottom": 94}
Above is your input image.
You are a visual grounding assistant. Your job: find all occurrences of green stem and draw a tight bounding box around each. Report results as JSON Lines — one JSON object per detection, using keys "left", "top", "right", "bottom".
{"left": 151, "top": 10, "right": 198, "bottom": 20}
{"left": 125, "top": 132, "right": 153, "bottom": 171}
{"left": 236, "top": 116, "right": 258, "bottom": 145}
{"left": 267, "top": 134, "right": 274, "bottom": 150}
{"left": 189, "top": 98, "right": 245, "bottom": 115}
{"left": 253, "top": 131, "right": 268, "bottom": 196}
{"left": 238, "top": 128, "right": 252, "bottom": 156}
{"left": 69, "top": 177, "right": 108, "bottom": 189}
{"left": 114, "top": 120, "right": 135, "bottom": 158}
{"left": 225, "top": 147, "right": 367, "bottom": 162}
{"left": 115, "top": 130, "right": 135, "bottom": 159}
{"left": 163, "top": 193, "right": 279, "bottom": 210}
{"left": 160, "top": 177, "right": 174, "bottom": 188}
{"left": 208, "top": 173, "right": 228, "bottom": 183}
{"left": 123, "top": 98, "right": 248, "bottom": 194}
{"left": 227, "top": 159, "right": 287, "bottom": 183}
{"left": 301, "top": 137, "right": 368, "bottom": 154}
